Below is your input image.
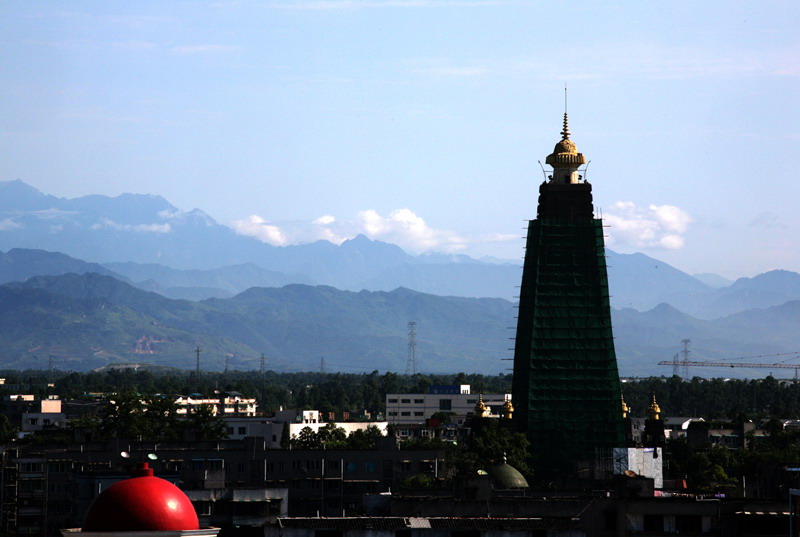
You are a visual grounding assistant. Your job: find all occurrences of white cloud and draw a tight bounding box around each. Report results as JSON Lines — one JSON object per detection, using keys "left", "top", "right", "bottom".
{"left": 356, "top": 208, "right": 467, "bottom": 253}
{"left": 231, "top": 208, "right": 518, "bottom": 254}
{"left": 603, "top": 201, "right": 692, "bottom": 250}
{"left": 313, "top": 215, "right": 336, "bottom": 225}
{"left": 0, "top": 218, "right": 22, "bottom": 231}
{"left": 91, "top": 218, "right": 172, "bottom": 234}
{"left": 231, "top": 215, "right": 289, "bottom": 246}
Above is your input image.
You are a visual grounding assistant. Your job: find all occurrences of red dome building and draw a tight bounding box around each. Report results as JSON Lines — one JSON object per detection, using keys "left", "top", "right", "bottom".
{"left": 62, "top": 463, "right": 218, "bottom": 537}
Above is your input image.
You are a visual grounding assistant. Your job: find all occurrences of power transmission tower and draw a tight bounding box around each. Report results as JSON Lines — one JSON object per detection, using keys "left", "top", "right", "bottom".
{"left": 320, "top": 356, "right": 325, "bottom": 374}
{"left": 224, "top": 355, "right": 230, "bottom": 373}
{"left": 195, "top": 345, "right": 202, "bottom": 375}
{"left": 681, "top": 339, "right": 691, "bottom": 379}
{"left": 406, "top": 321, "right": 417, "bottom": 375}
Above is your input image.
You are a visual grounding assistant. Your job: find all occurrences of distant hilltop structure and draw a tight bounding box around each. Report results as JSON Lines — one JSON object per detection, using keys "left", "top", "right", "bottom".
{"left": 512, "top": 110, "right": 625, "bottom": 476}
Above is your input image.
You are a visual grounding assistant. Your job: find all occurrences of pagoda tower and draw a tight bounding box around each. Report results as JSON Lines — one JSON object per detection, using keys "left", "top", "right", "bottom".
{"left": 511, "top": 112, "right": 624, "bottom": 475}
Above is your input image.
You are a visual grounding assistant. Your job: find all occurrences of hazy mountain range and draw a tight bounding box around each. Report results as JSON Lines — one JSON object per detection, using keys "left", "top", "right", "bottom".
{"left": 1, "top": 179, "right": 799, "bottom": 377}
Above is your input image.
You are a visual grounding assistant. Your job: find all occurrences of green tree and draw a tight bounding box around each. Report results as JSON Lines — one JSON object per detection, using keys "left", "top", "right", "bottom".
{"left": 293, "top": 426, "right": 320, "bottom": 449}
{"left": 347, "top": 425, "right": 383, "bottom": 449}
{"left": 184, "top": 404, "right": 228, "bottom": 441}
{"left": 317, "top": 423, "right": 347, "bottom": 448}
{"left": 0, "top": 414, "right": 17, "bottom": 445}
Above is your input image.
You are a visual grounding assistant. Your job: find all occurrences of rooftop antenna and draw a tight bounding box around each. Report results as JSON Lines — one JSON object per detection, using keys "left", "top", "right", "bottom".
{"left": 195, "top": 345, "right": 202, "bottom": 375}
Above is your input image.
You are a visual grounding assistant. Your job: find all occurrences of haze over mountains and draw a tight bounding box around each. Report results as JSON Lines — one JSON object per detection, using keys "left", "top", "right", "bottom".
{"left": 1, "top": 180, "right": 799, "bottom": 377}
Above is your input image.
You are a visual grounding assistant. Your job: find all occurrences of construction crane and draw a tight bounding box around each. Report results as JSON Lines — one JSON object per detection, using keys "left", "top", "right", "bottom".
{"left": 659, "top": 351, "right": 800, "bottom": 377}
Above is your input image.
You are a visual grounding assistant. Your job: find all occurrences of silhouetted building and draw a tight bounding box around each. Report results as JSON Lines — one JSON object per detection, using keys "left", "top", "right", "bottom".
{"left": 512, "top": 113, "right": 625, "bottom": 476}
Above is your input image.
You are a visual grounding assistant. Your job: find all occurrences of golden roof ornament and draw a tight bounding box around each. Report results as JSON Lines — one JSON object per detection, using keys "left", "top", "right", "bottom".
{"left": 502, "top": 398, "right": 514, "bottom": 420}
{"left": 475, "top": 394, "right": 490, "bottom": 418}
{"left": 545, "top": 112, "right": 586, "bottom": 168}
{"left": 649, "top": 394, "right": 662, "bottom": 421}
{"left": 621, "top": 394, "right": 629, "bottom": 419}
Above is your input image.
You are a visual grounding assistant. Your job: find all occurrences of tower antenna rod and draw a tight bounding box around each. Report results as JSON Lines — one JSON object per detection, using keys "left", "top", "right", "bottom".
{"left": 195, "top": 345, "right": 202, "bottom": 375}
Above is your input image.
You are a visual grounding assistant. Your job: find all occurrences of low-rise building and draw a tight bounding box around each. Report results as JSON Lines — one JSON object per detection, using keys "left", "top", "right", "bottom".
{"left": 385, "top": 385, "right": 510, "bottom": 425}
{"left": 174, "top": 391, "right": 258, "bottom": 417}
{"left": 223, "top": 409, "right": 388, "bottom": 447}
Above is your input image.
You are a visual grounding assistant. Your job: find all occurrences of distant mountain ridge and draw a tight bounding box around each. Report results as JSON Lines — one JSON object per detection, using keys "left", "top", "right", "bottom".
{"left": 2, "top": 180, "right": 800, "bottom": 376}
{"left": 2, "top": 179, "right": 800, "bottom": 318}
{"left": 2, "top": 272, "right": 800, "bottom": 377}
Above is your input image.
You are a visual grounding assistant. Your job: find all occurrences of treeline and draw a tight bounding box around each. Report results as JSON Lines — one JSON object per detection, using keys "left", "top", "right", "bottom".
{"left": 621, "top": 375, "right": 800, "bottom": 420}
{"left": 0, "top": 369, "right": 512, "bottom": 418}
{"left": 6, "top": 368, "right": 800, "bottom": 420}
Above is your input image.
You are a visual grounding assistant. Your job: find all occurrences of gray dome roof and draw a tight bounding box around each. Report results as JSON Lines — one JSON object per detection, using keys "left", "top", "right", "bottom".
{"left": 488, "top": 463, "right": 529, "bottom": 489}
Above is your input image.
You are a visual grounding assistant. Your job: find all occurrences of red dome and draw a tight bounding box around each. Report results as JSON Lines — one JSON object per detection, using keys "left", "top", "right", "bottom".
{"left": 83, "top": 463, "right": 199, "bottom": 532}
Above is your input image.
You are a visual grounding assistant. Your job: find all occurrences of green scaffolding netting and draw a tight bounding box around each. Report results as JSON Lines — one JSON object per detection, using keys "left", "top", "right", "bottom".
{"left": 512, "top": 218, "right": 625, "bottom": 473}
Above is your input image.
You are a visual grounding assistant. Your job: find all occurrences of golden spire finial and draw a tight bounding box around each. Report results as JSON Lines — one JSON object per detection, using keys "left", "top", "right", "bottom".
{"left": 561, "top": 113, "right": 571, "bottom": 140}
{"left": 621, "top": 394, "right": 629, "bottom": 419}
{"left": 475, "top": 394, "right": 490, "bottom": 418}
{"left": 502, "top": 398, "right": 514, "bottom": 420}
{"left": 561, "top": 85, "right": 570, "bottom": 140}
{"left": 649, "top": 393, "right": 662, "bottom": 421}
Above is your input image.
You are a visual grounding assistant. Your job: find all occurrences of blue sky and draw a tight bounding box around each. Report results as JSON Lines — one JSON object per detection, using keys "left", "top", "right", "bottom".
{"left": 1, "top": 1, "right": 798, "bottom": 279}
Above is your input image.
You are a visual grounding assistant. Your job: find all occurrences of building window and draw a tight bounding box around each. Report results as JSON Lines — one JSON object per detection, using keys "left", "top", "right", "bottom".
{"left": 388, "top": 411, "right": 398, "bottom": 416}
{"left": 345, "top": 461, "right": 357, "bottom": 473}
{"left": 401, "top": 398, "right": 411, "bottom": 404}
{"left": 420, "top": 430, "right": 430, "bottom": 437}
{"left": 401, "top": 411, "right": 410, "bottom": 416}
{"left": 439, "top": 399, "right": 452, "bottom": 411}
{"left": 238, "top": 426, "right": 246, "bottom": 435}
{"left": 388, "top": 399, "right": 398, "bottom": 403}
{"left": 364, "top": 462, "right": 376, "bottom": 472}
{"left": 414, "top": 399, "right": 423, "bottom": 404}
{"left": 21, "top": 462, "right": 43, "bottom": 473}
{"left": 414, "top": 412, "right": 423, "bottom": 416}
{"left": 399, "top": 430, "right": 409, "bottom": 437}
{"left": 48, "top": 462, "right": 70, "bottom": 473}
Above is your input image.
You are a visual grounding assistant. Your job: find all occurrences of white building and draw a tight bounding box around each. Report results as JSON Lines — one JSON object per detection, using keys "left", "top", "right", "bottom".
{"left": 223, "top": 410, "right": 388, "bottom": 448}
{"left": 174, "top": 392, "right": 258, "bottom": 417}
{"left": 385, "top": 384, "right": 511, "bottom": 425}
{"left": 21, "top": 398, "right": 67, "bottom": 434}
